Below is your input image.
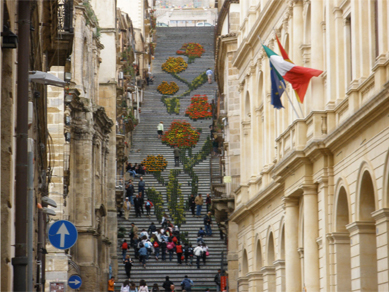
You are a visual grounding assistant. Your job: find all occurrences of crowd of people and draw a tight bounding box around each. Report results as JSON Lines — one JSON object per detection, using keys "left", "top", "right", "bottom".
{"left": 126, "top": 162, "right": 147, "bottom": 179}
{"left": 109, "top": 271, "right": 224, "bottom": 292}
{"left": 120, "top": 214, "right": 213, "bottom": 271}
{"left": 117, "top": 169, "right": 223, "bottom": 291}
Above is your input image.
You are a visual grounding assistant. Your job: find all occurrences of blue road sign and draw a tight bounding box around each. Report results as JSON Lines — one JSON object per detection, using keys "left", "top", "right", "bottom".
{"left": 48, "top": 220, "right": 78, "bottom": 250}
{"left": 68, "top": 275, "right": 82, "bottom": 290}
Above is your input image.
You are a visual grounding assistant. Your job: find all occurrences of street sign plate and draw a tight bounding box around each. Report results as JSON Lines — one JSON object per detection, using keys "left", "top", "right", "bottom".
{"left": 68, "top": 275, "right": 82, "bottom": 290}
{"left": 48, "top": 220, "right": 78, "bottom": 250}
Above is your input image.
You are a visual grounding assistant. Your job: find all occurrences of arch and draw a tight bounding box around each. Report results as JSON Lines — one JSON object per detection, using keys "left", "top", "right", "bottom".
{"left": 242, "top": 249, "right": 249, "bottom": 276}
{"left": 354, "top": 163, "right": 378, "bottom": 291}
{"left": 336, "top": 187, "right": 349, "bottom": 231}
{"left": 244, "top": 91, "right": 251, "bottom": 119}
{"left": 356, "top": 162, "right": 378, "bottom": 221}
{"left": 267, "top": 231, "right": 275, "bottom": 265}
{"left": 333, "top": 178, "right": 351, "bottom": 232}
{"left": 255, "top": 239, "right": 263, "bottom": 270}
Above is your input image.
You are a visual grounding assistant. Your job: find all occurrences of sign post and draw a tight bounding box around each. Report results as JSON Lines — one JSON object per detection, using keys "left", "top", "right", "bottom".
{"left": 68, "top": 275, "right": 82, "bottom": 290}
{"left": 48, "top": 220, "right": 78, "bottom": 250}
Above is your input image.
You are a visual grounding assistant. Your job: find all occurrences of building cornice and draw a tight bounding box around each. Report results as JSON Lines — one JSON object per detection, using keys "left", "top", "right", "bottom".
{"left": 232, "top": 0, "right": 286, "bottom": 69}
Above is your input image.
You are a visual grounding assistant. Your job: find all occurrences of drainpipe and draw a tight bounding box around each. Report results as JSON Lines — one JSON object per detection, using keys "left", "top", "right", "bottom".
{"left": 27, "top": 139, "right": 34, "bottom": 292}
{"left": 12, "top": 0, "right": 30, "bottom": 291}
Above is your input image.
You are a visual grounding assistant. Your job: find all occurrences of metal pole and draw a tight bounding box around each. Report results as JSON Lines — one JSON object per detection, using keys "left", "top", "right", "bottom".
{"left": 27, "top": 139, "right": 34, "bottom": 291}
{"left": 12, "top": 0, "right": 30, "bottom": 290}
{"left": 280, "top": 81, "right": 300, "bottom": 119}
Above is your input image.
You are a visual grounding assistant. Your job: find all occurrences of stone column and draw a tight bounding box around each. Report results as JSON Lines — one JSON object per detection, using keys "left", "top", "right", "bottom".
{"left": 346, "top": 221, "right": 377, "bottom": 292}
{"left": 372, "top": 208, "right": 389, "bottom": 291}
{"left": 283, "top": 197, "right": 301, "bottom": 292}
{"left": 302, "top": 186, "right": 319, "bottom": 291}
{"left": 292, "top": 0, "right": 303, "bottom": 65}
{"left": 274, "top": 260, "right": 285, "bottom": 292}
{"left": 309, "top": 0, "right": 324, "bottom": 110}
{"left": 333, "top": 6, "right": 345, "bottom": 103}
{"left": 261, "top": 266, "right": 276, "bottom": 292}
{"left": 327, "top": 232, "right": 351, "bottom": 292}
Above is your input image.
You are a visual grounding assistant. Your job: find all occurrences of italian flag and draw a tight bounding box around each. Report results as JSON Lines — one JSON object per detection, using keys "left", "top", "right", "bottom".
{"left": 263, "top": 44, "right": 323, "bottom": 103}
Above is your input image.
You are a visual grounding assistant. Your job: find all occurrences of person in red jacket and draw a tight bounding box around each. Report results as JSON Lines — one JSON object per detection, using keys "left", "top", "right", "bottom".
{"left": 121, "top": 239, "right": 129, "bottom": 262}
{"left": 176, "top": 241, "right": 183, "bottom": 265}
{"left": 145, "top": 199, "right": 154, "bottom": 216}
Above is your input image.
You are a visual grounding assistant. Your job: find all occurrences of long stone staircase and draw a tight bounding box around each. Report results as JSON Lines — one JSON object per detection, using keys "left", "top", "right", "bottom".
{"left": 115, "top": 27, "right": 226, "bottom": 291}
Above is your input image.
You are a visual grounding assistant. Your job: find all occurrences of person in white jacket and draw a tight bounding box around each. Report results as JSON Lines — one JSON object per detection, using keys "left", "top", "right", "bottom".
{"left": 138, "top": 280, "right": 149, "bottom": 292}
{"left": 193, "top": 244, "right": 203, "bottom": 269}
{"left": 121, "top": 280, "right": 130, "bottom": 292}
{"left": 157, "top": 122, "right": 164, "bottom": 139}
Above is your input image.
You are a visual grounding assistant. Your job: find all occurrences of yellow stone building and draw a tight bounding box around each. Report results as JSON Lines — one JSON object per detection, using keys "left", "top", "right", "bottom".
{"left": 213, "top": 0, "right": 389, "bottom": 291}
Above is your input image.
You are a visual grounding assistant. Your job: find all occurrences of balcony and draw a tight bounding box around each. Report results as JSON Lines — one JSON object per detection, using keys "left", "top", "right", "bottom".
{"left": 48, "top": 0, "right": 74, "bottom": 67}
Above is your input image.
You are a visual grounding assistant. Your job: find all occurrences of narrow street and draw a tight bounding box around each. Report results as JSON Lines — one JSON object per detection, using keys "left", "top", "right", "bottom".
{"left": 116, "top": 27, "right": 225, "bottom": 291}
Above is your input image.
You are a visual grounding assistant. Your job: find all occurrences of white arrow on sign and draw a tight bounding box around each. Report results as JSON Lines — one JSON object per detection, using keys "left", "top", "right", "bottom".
{"left": 57, "top": 223, "right": 70, "bottom": 248}
{"left": 69, "top": 279, "right": 80, "bottom": 285}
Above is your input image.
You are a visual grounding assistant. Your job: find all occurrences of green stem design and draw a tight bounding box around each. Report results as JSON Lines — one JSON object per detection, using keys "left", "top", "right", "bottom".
{"left": 161, "top": 96, "right": 180, "bottom": 115}
{"left": 166, "top": 170, "right": 186, "bottom": 227}
{"left": 180, "top": 137, "right": 212, "bottom": 200}
{"left": 146, "top": 188, "right": 164, "bottom": 223}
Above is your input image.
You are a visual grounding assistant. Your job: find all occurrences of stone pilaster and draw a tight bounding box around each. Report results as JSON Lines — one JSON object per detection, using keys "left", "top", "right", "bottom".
{"left": 274, "top": 260, "right": 285, "bottom": 292}
{"left": 346, "top": 221, "right": 377, "bottom": 292}
{"left": 283, "top": 197, "right": 301, "bottom": 292}
{"left": 261, "top": 266, "right": 276, "bottom": 292}
{"left": 372, "top": 208, "right": 389, "bottom": 291}
{"left": 248, "top": 271, "right": 263, "bottom": 292}
{"left": 302, "top": 185, "right": 319, "bottom": 291}
{"left": 238, "top": 276, "right": 249, "bottom": 292}
{"left": 327, "top": 232, "right": 351, "bottom": 292}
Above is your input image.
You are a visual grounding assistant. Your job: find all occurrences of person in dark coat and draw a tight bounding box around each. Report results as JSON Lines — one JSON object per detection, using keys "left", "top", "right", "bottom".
{"left": 138, "top": 176, "right": 146, "bottom": 197}
{"left": 160, "top": 239, "right": 167, "bottom": 261}
{"left": 126, "top": 179, "right": 135, "bottom": 204}
{"left": 134, "top": 194, "right": 142, "bottom": 217}
{"left": 162, "top": 276, "right": 174, "bottom": 292}
{"left": 173, "top": 146, "right": 181, "bottom": 167}
{"left": 189, "top": 194, "right": 196, "bottom": 216}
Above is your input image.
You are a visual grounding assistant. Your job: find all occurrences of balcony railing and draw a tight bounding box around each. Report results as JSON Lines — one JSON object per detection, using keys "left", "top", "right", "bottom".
{"left": 58, "top": 0, "right": 73, "bottom": 33}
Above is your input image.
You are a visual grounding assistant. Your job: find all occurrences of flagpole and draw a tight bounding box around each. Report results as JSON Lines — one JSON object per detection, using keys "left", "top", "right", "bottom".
{"left": 296, "top": 95, "right": 304, "bottom": 117}
{"left": 271, "top": 30, "right": 304, "bottom": 118}
{"left": 279, "top": 80, "right": 300, "bottom": 119}
{"left": 258, "top": 36, "right": 300, "bottom": 119}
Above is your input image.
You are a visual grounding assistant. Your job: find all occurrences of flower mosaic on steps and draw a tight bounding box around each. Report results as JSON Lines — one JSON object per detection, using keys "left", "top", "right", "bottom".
{"left": 176, "top": 43, "right": 206, "bottom": 63}
{"left": 161, "top": 56, "right": 188, "bottom": 73}
{"left": 185, "top": 95, "right": 212, "bottom": 121}
{"left": 141, "top": 155, "right": 168, "bottom": 172}
{"left": 157, "top": 81, "right": 179, "bottom": 95}
{"left": 161, "top": 120, "right": 200, "bottom": 149}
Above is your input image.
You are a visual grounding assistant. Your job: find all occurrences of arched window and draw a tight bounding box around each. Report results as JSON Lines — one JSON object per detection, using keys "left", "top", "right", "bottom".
{"left": 359, "top": 171, "right": 376, "bottom": 221}
{"left": 354, "top": 169, "right": 378, "bottom": 291}
{"left": 267, "top": 232, "right": 275, "bottom": 265}
{"left": 242, "top": 249, "right": 249, "bottom": 276}
{"left": 256, "top": 240, "right": 263, "bottom": 270}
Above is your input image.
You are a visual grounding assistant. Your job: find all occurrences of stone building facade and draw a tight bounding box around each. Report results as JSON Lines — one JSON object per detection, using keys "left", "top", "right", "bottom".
{"left": 1, "top": 0, "right": 66, "bottom": 290}
{"left": 45, "top": 1, "right": 118, "bottom": 290}
{"left": 213, "top": 0, "right": 389, "bottom": 291}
